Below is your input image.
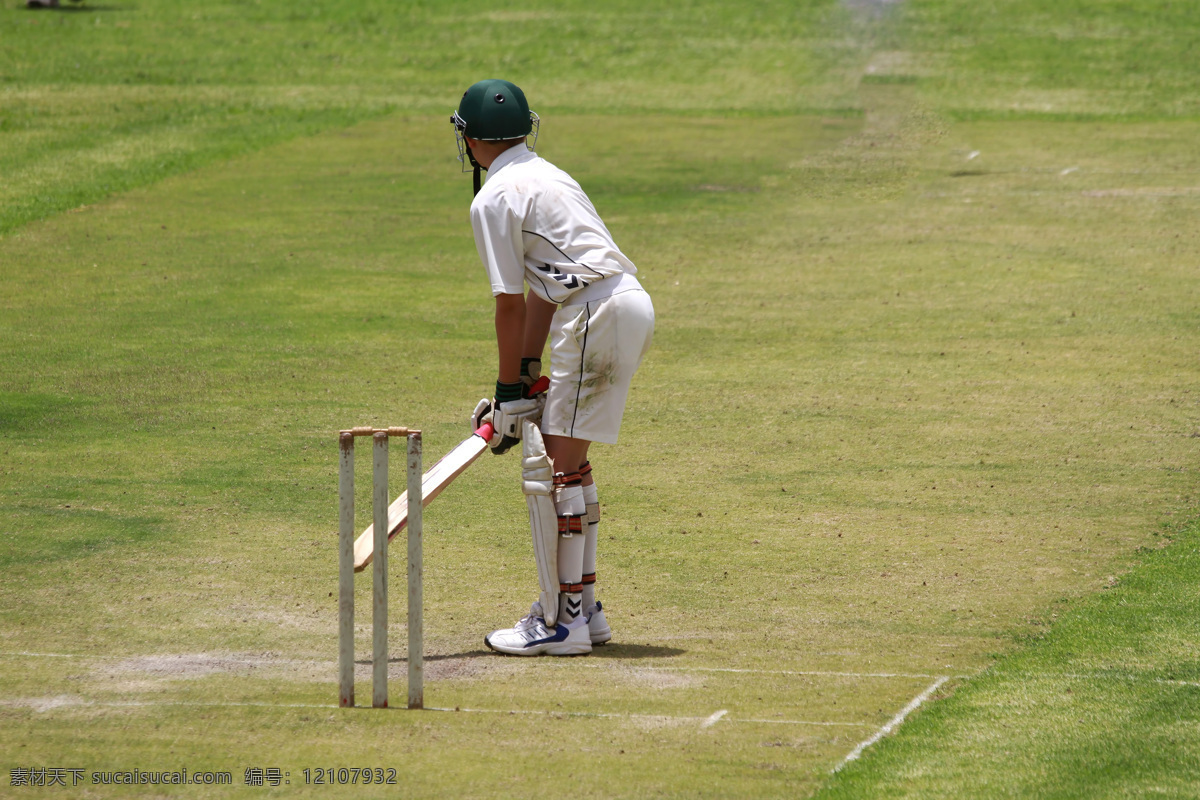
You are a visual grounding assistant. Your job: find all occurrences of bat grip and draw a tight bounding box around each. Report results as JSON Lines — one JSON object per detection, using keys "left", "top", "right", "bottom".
{"left": 475, "top": 422, "right": 495, "bottom": 441}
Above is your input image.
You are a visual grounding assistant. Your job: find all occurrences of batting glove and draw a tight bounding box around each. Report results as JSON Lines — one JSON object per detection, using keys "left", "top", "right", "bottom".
{"left": 472, "top": 381, "right": 542, "bottom": 455}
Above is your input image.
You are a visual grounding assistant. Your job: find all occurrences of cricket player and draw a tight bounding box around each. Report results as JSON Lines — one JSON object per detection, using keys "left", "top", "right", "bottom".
{"left": 451, "top": 79, "right": 654, "bottom": 656}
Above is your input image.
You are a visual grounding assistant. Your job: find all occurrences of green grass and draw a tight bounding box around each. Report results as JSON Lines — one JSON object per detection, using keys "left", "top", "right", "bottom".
{"left": 2, "top": 0, "right": 1199, "bottom": 797}
{"left": 0, "top": 0, "right": 861, "bottom": 235}
{"left": 868, "top": 0, "right": 1200, "bottom": 120}
{"left": 815, "top": 0, "right": 1200, "bottom": 794}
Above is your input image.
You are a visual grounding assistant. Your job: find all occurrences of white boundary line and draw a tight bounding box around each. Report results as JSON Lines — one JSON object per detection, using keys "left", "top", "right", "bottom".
{"left": 833, "top": 676, "right": 949, "bottom": 773}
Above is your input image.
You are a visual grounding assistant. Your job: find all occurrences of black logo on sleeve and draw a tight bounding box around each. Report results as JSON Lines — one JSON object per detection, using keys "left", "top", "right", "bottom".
{"left": 535, "top": 263, "right": 589, "bottom": 291}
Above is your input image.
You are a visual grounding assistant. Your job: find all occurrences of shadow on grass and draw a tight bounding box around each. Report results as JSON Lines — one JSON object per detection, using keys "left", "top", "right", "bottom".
{"left": 589, "top": 643, "right": 687, "bottom": 660}
{"left": 382, "top": 651, "right": 494, "bottom": 664}
{"left": 382, "top": 644, "right": 688, "bottom": 663}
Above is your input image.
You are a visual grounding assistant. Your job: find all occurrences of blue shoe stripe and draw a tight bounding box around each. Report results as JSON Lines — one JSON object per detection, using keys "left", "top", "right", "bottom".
{"left": 525, "top": 624, "right": 570, "bottom": 649}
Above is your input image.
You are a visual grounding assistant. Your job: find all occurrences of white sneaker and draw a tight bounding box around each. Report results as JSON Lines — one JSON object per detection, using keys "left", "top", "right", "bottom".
{"left": 485, "top": 603, "right": 592, "bottom": 656}
{"left": 586, "top": 601, "right": 612, "bottom": 645}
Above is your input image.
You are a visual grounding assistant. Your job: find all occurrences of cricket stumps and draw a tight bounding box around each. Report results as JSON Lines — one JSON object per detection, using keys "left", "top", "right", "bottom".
{"left": 337, "top": 427, "right": 423, "bottom": 710}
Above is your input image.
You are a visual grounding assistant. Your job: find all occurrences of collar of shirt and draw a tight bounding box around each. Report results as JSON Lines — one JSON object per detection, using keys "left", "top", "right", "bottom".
{"left": 486, "top": 142, "right": 536, "bottom": 180}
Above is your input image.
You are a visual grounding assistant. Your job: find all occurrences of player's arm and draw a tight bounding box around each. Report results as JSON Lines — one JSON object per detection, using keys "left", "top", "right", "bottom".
{"left": 472, "top": 189, "right": 535, "bottom": 450}
{"left": 521, "top": 291, "right": 556, "bottom": 384}
{"left": 495, "top": 291, "right": 526, "bottom": 385}
{"left": 477, "top": 291, "right": 538, "bottom": 455}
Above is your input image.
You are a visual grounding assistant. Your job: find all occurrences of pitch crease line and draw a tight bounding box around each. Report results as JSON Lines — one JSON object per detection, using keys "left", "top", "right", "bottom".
{"left": 425, "top": 706, "right": 870, "bottom": 727}
{"left": 833, "top": 676, "right": 950, "bottom": 773}
{"left": 550, "top": 662, "right": 965, "bottom": 680}
{"left": 3, "top": 699, "right": 336, "bottom": 711}
{"left": 739, "top": 717, "right": 870, "bottom": 727}
{"left": 425, "top": 705, "right": 707, "bottom": 722}
{"left": 0, "top": 653, "right": 973, "bottom": 681}
{"left": 4, "top": 697, "right": 876, "bottom": 728}
{"left": 0, "top": 652, "right": 329, "bottom": 666}
{"left": 0, "top": 652, "right": 131, "bottom": 660}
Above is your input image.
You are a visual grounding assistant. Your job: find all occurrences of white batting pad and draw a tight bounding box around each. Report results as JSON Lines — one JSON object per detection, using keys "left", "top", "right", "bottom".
{"left": 521, "top": 420, "right": 559, "bottom": 627}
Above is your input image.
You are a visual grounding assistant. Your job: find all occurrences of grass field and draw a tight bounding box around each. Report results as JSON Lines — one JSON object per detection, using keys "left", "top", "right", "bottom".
{"left": 2, "top": 0, "right": 1198, "bottom": 797}
{"left": 818, "top": 517, "right": 1200, "bottom": 798}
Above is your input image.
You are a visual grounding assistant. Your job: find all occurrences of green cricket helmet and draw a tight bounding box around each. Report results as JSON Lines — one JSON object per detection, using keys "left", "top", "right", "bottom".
{"left": 452, "top": 79, "right": 538, "bottom": 141}
{"left": 450, "top": 79, "right": 540, "bottom": 178}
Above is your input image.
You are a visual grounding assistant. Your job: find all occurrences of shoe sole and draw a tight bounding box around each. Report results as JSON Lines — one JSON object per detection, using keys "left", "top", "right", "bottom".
{"left": 484, "top": 635, "right": 592, "bottom": 657}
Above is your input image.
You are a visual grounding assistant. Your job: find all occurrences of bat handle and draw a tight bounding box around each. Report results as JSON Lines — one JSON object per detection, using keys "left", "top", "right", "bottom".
{"left": 475, "top": 422, "right": 495, "bottom": 441}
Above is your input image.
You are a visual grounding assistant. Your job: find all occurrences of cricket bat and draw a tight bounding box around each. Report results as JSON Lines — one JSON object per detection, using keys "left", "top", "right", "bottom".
{"left": 352, "top": 376, "right": 549, "bottom": 572}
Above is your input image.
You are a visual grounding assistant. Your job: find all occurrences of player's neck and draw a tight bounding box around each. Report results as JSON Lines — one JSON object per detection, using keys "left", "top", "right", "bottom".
{"left": 467, "top": 139, "right": 525, "bottom": 170}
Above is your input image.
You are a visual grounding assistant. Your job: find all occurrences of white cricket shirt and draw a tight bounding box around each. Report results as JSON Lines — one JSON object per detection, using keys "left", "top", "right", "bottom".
{"left": 469, "top": 144, "right": 637, "bottom": 304}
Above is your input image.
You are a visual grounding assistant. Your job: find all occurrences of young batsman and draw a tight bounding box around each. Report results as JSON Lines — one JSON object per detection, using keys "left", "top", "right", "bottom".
{"left": 451, "top": 79, "right": 654, "bottom": 656}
